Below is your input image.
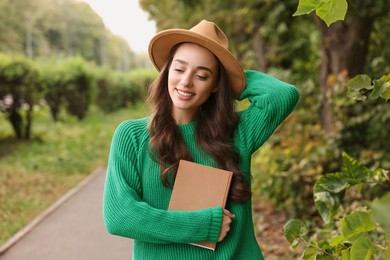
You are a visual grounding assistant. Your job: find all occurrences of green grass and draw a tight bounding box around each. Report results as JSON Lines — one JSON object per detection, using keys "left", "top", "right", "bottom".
{"left": 0, "top": 104, "right": 149, "bottom": 245}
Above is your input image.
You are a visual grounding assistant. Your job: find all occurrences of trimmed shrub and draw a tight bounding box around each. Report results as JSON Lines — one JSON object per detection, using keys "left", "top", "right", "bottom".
{"left": 0, "top": 54, "right": 42, "bottom": 139}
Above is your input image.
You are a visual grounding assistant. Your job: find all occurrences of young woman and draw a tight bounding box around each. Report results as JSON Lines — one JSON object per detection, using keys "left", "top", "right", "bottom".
{"left": 103, "top": 20, "right": 299, "bottom": 259}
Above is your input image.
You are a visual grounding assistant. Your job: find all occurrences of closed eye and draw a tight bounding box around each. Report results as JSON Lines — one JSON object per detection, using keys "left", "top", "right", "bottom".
{"left": 196, "top": 75, "right": 208, "bottom": 81}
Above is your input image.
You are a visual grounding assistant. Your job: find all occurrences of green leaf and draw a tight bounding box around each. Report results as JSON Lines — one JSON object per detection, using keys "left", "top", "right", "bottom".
{"left": 345, "top": 74, "right": 372, "bottom": 101}
{"left": 349, "top": 235, "right": 375, "bottom": 260}
{"left": 293, "top": 0, "right": 321, "bottom": 16}
{"left": 372, "top": 74, "right": 390, "bottom": 101}
{"left": 316, "top": 0, "right": 348, "bottom": 27}
{"left": 316, "top": 254, "right": 334, "bottom": 260}
{"left": 302, "top": 247, "right": 317, "bottom": 260}
{"left": 341, "top": 212, "right": 376, "bottom": 241}
{"left": 329, "top": 234, "right": 345, "bottom": 247}
{"left": 369, "top": 192, "right": 390, "bottom": 237}
{"left": 341, "top": 249, "right": 350, "bottom": 260}
{"left": 283, "top": 219, "right": 308, "bottom": 245}
{"left": 317, "top": 173, "right": 349, "bottom": 193}
{"left": 314, "top": 181, "right": 344, "bottom": 223}
{"left": 340, "top": 152, "right": 371, "bottom": 184}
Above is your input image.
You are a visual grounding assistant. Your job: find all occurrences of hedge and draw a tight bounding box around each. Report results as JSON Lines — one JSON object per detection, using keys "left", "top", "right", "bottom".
{"left": 0, "top": 54, "right": 157, "bottom": 139}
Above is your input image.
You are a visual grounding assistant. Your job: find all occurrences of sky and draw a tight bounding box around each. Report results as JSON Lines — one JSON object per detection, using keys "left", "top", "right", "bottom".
{"left": 82, "top": 0, "right": 156, "bottom": 53}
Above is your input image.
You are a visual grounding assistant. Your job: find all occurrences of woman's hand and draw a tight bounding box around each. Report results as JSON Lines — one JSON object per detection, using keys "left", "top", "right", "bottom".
{"left": 217, "top": 209, "right": 235, "bottom": 242}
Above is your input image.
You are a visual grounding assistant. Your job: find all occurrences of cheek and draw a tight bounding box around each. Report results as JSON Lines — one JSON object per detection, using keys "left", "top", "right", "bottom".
{"left": 167, "top": 75, "right": 174, "bottom": 91}
{"left": 167, "top": 72, "right": 178, "bottom": 88}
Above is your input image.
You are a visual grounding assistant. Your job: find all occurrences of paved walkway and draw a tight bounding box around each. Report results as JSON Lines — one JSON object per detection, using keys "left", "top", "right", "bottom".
{"left": 0, "top": 168, "right": 133, "bottom": 260}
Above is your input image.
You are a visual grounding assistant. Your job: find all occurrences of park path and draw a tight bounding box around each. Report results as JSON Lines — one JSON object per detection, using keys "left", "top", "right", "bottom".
{"left": 0, "top": 168, "right": 133, "bottom": 260}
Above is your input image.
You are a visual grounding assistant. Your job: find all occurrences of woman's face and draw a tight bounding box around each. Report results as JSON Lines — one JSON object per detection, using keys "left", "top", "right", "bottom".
{"left": 168, "top": 43, "right": 219, "bottom": 124}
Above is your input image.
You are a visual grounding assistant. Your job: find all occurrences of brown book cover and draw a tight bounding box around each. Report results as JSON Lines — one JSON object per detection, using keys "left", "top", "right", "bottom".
{"left": 168, "top": 160, "right": 233, "bottom": 250}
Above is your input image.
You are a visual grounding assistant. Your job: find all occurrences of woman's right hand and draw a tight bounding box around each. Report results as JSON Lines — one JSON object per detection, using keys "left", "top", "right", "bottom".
{"left": 217, "top": 209, "right": 235, "bottom": 242}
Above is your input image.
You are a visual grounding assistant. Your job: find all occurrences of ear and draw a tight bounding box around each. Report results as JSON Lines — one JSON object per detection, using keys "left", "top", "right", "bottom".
{"left": 212, "top": 86, "right": 219, "bottom": 93}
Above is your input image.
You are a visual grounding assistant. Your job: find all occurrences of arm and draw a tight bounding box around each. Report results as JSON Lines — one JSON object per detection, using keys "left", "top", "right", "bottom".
{"left": 103, "top": 121, "right": 223, "bottom": 244}
{"left": 236, "top": 70, "right": 299, "bottom": 154}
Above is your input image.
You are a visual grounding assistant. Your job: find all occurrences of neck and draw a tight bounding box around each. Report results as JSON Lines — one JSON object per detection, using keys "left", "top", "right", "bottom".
{"left": 172, "top": 109, "right": 199, "bottom": 125}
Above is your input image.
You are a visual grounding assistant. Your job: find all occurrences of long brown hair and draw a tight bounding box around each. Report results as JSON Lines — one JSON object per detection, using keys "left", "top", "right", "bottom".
{"left": 148, "top": 43, "right": 251, "bottom": 203}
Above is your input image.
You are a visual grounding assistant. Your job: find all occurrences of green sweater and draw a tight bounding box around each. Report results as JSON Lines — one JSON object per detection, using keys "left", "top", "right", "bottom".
{"left": 103, "top": 70, "right": 299, "bottom": 259}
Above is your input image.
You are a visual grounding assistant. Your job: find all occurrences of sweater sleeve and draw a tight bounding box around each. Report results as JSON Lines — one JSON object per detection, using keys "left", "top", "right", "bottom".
{"left": 103, "top": 121, "right": 223, "bottom": 245}
{"left": 236, "top": 70, "right": 299, "bottom": 154}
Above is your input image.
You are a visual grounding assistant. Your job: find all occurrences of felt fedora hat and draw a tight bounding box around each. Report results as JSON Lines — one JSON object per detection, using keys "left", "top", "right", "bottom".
{"left": 148, "top": 20, "right": 245, "bottom": 96}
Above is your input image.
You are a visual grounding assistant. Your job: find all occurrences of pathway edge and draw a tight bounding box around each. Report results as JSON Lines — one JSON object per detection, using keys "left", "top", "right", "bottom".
{"left": 0, "top": 167, "right": 106, "bottom": 255}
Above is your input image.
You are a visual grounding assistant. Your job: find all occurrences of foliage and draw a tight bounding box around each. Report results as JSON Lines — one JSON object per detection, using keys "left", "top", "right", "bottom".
{"left": 367, "top": 12, "right": 390, "bottom": 78}
{"left": 60, "top": 57, "right": 94, "bottom": 120}
{"left": 314, "top": 152, "right": 389, "bottom": 223}
{"left": 340, "top": 73, "right": 390, "bottom": 170}
{"left": 345, "top": 73, "right": 390, "bottom": 102}
{"left": 294, "top": 0, "right": 348, "bottom": 27}
{"left": 140, "top": 0, "right": 318, "bottom": 74}
{"left": 0, "top": 54, "right": 42, "bottom": 139}
{"left": 287, "top": 4, "right": 390, "bottom": 258}
{"left": 283, "top": 153, "right": 389, "bottom": 259}
{"left": 251, "top": 70, "right": 342, "bottom": 218}
{"left": 0, "top": 0, "right": 135, "bottom": 70}
{"left": 0, "top": 53, "right": 156, "bottom": 138}
{"left": 95, "top": 68, "right": 157, "bottom": 113}
{"left": 40, "top": 61, "right": 70, "bottom": 122}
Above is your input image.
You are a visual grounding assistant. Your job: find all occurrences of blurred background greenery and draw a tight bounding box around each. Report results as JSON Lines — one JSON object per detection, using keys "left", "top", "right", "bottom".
{"left": 0, "top": 0, "right": 389, "bottom": 258}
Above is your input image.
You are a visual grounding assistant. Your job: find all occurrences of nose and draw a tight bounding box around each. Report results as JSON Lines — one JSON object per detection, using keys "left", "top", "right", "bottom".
{"left": 179, "top": 72, "right": 193, "bottom": 88}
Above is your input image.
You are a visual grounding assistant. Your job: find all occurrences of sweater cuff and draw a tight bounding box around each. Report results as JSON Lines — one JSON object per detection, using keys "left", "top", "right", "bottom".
{"left": 207, "top": 206, "right": 223, "bottom": 243}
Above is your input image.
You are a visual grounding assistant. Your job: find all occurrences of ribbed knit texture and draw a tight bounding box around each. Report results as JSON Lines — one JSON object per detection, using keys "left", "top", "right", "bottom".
{"left": 103, "top": 70, "right": 299, "bottom": 259}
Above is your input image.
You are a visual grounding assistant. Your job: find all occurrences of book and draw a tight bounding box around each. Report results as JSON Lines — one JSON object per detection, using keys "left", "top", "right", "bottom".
{"left": 168, "top": 159, "right": 233, "bottom": 250}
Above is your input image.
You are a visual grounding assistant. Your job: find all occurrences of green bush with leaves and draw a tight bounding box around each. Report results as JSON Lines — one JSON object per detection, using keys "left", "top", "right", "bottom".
{"left": 95, "top": 68, "right": 156, "bottom": 113}
{"left": 95, "top": 69, "right": 121, "bottom": 112}
{"left": 126, "top": 69, "right": 157, "bottom": 105}
{"left": 40, "top": 63, "right": 67, "bottom": 121}
{"left": 61, "top": 57, "right": 94, "bottom": 120}
{"left": 283, "top": 153, "right": 389, "bottom": 259}
{"left": 0, "top": 54, "right": 42, "bottom": 139}
{"left": 251, "top": 73, "right": 342, "bottom": 218}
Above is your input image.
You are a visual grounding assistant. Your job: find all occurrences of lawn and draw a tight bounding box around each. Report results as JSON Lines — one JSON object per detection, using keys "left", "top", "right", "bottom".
{"left": 0, "top": 104, "right": 149, "bottom": 245}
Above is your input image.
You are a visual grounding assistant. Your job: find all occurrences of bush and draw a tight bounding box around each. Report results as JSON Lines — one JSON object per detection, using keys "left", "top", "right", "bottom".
{"left": 0, "top": 54, "right": 42, "bottom": 139}
{"left": 95, "top": 69, "right": 127, "bottom": 112}
{"left": 61, "top": 57, "right": 94, "bottom": 120}
{"left": 95, "top": 68, "right": 157, "bottom": 112}
{"left": 283, "top": 153, "right": 390, "bottom": 259}
{"left": 40, "top": 63, "right": 67, "bottom": 121}
{"left": 126, "top": 69, "right": 157, "bottom": 105}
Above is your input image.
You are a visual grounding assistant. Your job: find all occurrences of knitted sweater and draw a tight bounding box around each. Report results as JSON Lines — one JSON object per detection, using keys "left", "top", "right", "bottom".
{"left": 103, "top": 70, "right": 299, "bottom": 260}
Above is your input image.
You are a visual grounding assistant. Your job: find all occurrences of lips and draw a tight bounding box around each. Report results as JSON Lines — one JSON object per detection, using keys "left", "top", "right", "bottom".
{"left": 176, "top": 89, "right": 195, "bottom": 97}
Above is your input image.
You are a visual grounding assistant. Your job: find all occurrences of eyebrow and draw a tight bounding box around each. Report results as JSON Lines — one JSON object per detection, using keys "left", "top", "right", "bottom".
{"left": 173, "top": 59, "right": 213, "bottom": 73}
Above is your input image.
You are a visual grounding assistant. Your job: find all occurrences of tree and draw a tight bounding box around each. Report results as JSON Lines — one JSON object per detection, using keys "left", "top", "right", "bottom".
{"left": 0, "top": 0, "right": 135, "bottom": 71}
{"left": 140, "top": 0, "right": 313, "bottom": 72}
{"left": 294, "top": 0, "right": 390, "bottom": 134}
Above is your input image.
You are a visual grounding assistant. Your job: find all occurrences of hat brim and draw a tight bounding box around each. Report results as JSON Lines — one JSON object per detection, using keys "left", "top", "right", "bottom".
{"left": 148, "top": 29, "right": 245, "bottom": 96}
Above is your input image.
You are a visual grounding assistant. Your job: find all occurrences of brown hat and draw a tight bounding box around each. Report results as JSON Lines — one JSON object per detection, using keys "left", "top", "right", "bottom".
{"left": 148, "top": 20, "right": 245, "bottom": 96}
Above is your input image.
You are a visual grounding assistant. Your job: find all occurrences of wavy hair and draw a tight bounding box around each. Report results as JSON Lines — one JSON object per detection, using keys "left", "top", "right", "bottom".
{"left": 147, "top": 43, "right": 251, "bottom": 203}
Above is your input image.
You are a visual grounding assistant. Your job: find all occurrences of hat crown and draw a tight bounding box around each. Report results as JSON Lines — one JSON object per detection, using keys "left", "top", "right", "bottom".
{"left": 148, "top": 20, "right": 245, "bottom": 96}
{"left": 190, "top": 20, "right": 229, "bottom": 49}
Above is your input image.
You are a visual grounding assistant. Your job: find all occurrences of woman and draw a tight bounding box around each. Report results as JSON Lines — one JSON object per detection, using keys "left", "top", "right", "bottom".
{"left": 103, "top": 20, "right": 299, "bottom": 259}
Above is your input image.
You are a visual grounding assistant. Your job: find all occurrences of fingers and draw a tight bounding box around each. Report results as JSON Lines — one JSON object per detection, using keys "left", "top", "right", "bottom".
{"left": 223, "top": 209, "right": 235, "bottom": 218}
{"left": 217, "top": 209, "right": 235, "bottom": 242}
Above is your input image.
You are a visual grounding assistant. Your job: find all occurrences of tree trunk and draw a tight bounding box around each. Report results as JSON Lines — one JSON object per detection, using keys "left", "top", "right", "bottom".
{"left": 9, "top": 109, "right": 23, "bottom": 139}
{"left": 252, "top": 28, "right": 268, "bottom": 72}
{"left": 25, "top": 103, "right": 33, "bottom": 139}
{"left": 316, "top": 16, "right": 372, "bottom": 134}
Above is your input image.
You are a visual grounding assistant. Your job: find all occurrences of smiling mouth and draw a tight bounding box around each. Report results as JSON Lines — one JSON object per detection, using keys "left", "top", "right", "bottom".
{"left": 177, "top": 89, "right": 195, "bottom": 97}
